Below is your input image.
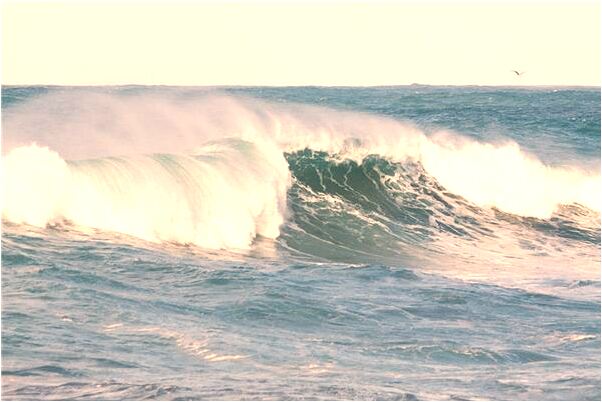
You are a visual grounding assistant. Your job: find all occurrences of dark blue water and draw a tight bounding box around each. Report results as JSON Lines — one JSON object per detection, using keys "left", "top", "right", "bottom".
{"left": 2, "top": 86, "right": 600, "bottom": 400}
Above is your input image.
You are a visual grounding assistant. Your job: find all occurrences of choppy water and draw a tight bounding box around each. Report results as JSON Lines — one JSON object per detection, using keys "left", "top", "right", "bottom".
{"left": 2, "top": 86, "right": 600, "bottom": 400}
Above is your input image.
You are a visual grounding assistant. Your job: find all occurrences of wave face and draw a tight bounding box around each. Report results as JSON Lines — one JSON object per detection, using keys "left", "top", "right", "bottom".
{"left": 2, "top": 86, "right": 600, "bottom": 401}
{"left": 282, "top": 149, "right": 600, "bottom": 284}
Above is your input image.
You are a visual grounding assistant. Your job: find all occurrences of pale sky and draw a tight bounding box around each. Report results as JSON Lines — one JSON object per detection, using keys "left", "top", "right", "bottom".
{"left": 2, "top": 1, "right": 600, "bottom": 86}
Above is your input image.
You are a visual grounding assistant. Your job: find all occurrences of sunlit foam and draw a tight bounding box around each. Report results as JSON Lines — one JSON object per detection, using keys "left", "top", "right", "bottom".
{"left": 2, "top": 140, "right": 290, "bottom": 250}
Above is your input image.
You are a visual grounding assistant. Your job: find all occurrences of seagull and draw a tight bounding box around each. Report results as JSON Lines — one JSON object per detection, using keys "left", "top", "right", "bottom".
{"left": 512, "top": 70, "right": 526, "bottom": 76}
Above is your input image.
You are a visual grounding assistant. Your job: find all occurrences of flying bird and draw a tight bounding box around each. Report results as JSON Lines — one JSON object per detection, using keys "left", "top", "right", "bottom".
{"left": 512, "top": 70, "right": 526, "bottom": 76}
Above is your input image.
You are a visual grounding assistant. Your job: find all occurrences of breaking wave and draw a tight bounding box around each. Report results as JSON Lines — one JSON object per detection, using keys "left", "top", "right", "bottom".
{"left": 2, "top": 92, "right": 600, "bottom": 253}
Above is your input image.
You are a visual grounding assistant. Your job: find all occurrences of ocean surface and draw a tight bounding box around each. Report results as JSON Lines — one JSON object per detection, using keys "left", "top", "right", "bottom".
{"left": 1, "top": 86, "right": 600, "bottom": 400}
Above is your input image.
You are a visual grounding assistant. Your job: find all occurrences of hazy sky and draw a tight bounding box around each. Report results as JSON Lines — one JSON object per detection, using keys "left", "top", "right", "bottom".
{"left": 2, "top": 1, "right": 600, "bottom": 86}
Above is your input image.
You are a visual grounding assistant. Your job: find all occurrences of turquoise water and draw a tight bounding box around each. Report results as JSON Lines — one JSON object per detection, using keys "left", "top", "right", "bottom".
{"left": 2, "top": 86, "right": 600, "bottom": 400}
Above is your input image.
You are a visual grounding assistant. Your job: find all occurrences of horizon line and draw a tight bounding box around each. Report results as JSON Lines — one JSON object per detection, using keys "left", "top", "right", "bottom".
{"left": 2, "top": 83, "right": 600, "bottom": 89}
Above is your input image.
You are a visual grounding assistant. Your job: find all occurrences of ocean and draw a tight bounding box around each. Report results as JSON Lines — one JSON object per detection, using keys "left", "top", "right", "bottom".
{"left": 1, "top": 85, "right": 600, "bottom": 400}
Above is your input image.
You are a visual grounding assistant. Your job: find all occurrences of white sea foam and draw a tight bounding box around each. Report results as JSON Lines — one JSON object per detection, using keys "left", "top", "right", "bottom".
{"left": 2, "top": 91, "right": 599, "bottom": 248}
{"left": 2, "top": 140, "right": 290, "bottom": 250}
